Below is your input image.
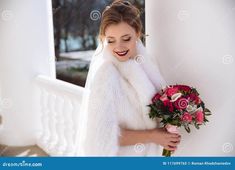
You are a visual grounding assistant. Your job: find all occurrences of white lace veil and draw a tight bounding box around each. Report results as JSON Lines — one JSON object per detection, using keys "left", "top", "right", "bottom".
{"left": 75, "top": 41, "right": 107, "bottom": 155}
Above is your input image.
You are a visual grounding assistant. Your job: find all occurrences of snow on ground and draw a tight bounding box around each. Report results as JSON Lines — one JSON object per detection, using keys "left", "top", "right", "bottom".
{"left": 60, "top": 50, "right": 94, "bottom": 61}
{"left": 57, "top": 50, "right": 95, "bottom": 71}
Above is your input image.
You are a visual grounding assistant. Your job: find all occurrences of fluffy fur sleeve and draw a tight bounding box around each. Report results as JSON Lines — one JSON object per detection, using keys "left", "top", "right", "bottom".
{"left": 76, "top": 61, "right": 121, "bottom": 156}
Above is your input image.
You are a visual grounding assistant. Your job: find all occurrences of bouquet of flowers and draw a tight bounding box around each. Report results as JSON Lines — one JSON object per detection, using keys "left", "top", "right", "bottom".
{"left": 148, "top": 85, "right": 211, "bottom": 157}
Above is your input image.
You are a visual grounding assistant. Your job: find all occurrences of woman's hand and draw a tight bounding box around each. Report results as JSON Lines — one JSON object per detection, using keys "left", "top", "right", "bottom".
{"left": 150, "top": 128, "right": 181, "bottom": 151}
{"left": 119, "top": 127, "right": 181, "bottom": 151}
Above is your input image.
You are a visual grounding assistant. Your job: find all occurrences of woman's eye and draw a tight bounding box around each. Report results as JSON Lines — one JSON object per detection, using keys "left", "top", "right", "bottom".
{"left": 107, "top": 40, "right": 115, "bottom": 44}
{"left": 123, "top": 37, "right": 131, "bottom": 42}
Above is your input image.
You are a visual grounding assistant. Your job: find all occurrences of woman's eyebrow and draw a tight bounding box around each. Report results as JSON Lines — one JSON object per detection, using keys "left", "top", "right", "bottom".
{"left": 121, "top": 34, "right": 131, "bottom": 38}
{"left": 107, "top": 34, "right": 131, "bottom": 39}
{"left": 107, "top": 36, "right": 115, "bottom": 39}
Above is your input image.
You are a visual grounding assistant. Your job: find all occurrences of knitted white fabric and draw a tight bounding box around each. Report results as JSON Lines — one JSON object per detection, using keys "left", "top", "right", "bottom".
{"left": 75, "top": 40, "right": 167, "bottom": 156}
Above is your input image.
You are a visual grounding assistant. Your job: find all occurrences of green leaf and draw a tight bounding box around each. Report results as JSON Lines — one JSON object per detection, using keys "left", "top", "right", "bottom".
{"left": 195, "top": 123, "right": 200, "bottom": 129}
{"left": 170, "top": 119, "right": 180, "bottom": 126}
{"left": 163, "top": 115, "right": 171, "bottom": 120}
{"left": 191, "top": 88, "right": 200, "bottom": 95}
{"left": 201, "top": 102, "right": 205, "bottom": 110}
{"left": 204, "top": 119, "right": 209, "bottom": 122}
{"left": 184, "top": 124, "right": 191, "bottom": 133}
{"left": 204, "top": 108, "right": 211, "bottom": 113}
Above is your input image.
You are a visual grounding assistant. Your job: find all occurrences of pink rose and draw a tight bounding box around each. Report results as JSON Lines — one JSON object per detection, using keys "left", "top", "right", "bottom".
{"left": 160, "top": 93, "right": 168, "bottom": 102}
{"left": 166, "top": 87, "right": 178, "bottom": 97}
{"left": 174, "top": 97, "right": 189, "bottom": 110}
{"left": 195, "top": 111, "right": 204, "bottom": 124}
{"left": 165, "top": 124, "right": 179, "bottom": 134}
{"left": 181, "top": 112, "right": 192, "bottom": 123}
{"left": 152, "top": 93, "right": 161, "bottom": 103}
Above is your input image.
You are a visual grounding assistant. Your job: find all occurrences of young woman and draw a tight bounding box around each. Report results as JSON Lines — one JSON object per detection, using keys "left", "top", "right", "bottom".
{"left": 76, "top": 1, "right": 181, "bottom": 156}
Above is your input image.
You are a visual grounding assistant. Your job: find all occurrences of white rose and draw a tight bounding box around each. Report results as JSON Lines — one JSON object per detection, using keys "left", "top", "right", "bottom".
{"left": 186, "top": 104, "right": 197, "bottom": 113}
{"left": 170, "top": 93, "right": 182, "bottom": 102}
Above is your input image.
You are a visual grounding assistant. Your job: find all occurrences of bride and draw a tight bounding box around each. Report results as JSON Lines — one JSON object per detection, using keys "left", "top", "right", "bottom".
{"left": 76, "top": 1, "right": 181, "bottom": 156}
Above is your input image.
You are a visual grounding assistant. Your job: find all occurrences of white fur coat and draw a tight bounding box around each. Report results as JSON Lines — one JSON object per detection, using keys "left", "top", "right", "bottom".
{"left": 76, "top": 41, "right": 167, "bottom": 156}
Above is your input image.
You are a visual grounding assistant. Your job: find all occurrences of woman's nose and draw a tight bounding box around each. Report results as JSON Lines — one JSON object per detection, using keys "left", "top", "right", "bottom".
{"left": 114, "top": 43, "right": 125, "bottom": 51}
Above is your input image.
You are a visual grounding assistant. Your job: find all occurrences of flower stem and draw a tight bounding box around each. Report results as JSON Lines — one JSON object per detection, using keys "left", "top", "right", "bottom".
{"left": 162, "top": 149, "right": 171, "bottom": 157}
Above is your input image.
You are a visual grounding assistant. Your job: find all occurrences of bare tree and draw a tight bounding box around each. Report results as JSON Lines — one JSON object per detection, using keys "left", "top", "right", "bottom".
{"left": 52, "top": 0, "right": 144, "bottom": 59}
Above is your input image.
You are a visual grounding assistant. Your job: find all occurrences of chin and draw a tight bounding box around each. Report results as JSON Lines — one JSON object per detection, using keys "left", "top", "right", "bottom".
{"left": 116, "top": 56, "right": 129, "bottom": 62}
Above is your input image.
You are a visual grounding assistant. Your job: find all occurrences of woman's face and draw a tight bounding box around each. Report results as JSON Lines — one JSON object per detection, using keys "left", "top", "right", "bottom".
{"left": 105, "top": 22, "right": 139, "bottom": 62}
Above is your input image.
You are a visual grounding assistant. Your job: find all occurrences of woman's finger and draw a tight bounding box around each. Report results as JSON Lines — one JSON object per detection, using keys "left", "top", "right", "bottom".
{"left": 164, "top": 145, "right": 177, "bottom": 151}
{"left": 168, "top": 141, "right": 179, "bottom": 147}
{"left": 170, "top": 136, "right": 181, "bottom": 142}
{"left": 168, "top": 133, "right": 181, "bottom": 140}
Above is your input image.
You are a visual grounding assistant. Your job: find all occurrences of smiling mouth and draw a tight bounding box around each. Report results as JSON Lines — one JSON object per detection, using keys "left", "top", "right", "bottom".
{"left": 115, "top": 50, "right": 129, "bottom": 57}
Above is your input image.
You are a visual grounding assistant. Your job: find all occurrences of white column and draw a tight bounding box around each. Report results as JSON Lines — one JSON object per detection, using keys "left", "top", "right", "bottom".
{"left": 146, "top": 0, "right": 235, "bottom": 156}
{"left": 0, "top": 0, "right": 55, "bottom": 145}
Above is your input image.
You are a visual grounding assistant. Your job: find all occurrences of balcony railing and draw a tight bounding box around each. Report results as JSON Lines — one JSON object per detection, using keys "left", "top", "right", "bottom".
{"left": 35, "top": 75, "right": 84, "bottom": 156}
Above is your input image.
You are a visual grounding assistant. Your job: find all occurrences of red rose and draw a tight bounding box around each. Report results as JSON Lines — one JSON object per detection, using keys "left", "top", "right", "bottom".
{"left": 181, "top": 112, "right": 192, "bottom": 123}
{"left": 163, "top": 100, "right": 169, "bottom": 106}
{"left": 189, "top": 93, "right": 197, "bottom": 100}
{"left": 174, "top": 97, "right": 189, "bottom": 110}
{"left": 166, "top": 87, "right": 178, "bottom": 97}
{"left": 152, "top": 93, "right": 161, "bottom": 103}
{"left": 168, "top": 102, "right": 174, "bottom": 112}
{"left": 195, "top": 111, "right": 204, "bottom": 124}
{"left": 189, "top": 93, "right": 201, "bottom": 104}
{"left": 163, "top": 100, "right": 174, "bottom": 112}
{"left": 195, "top": 97, "right": 202, "bottom": 105}
{"left": 185, "top": 95, "right": 190, "bottom": 101}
